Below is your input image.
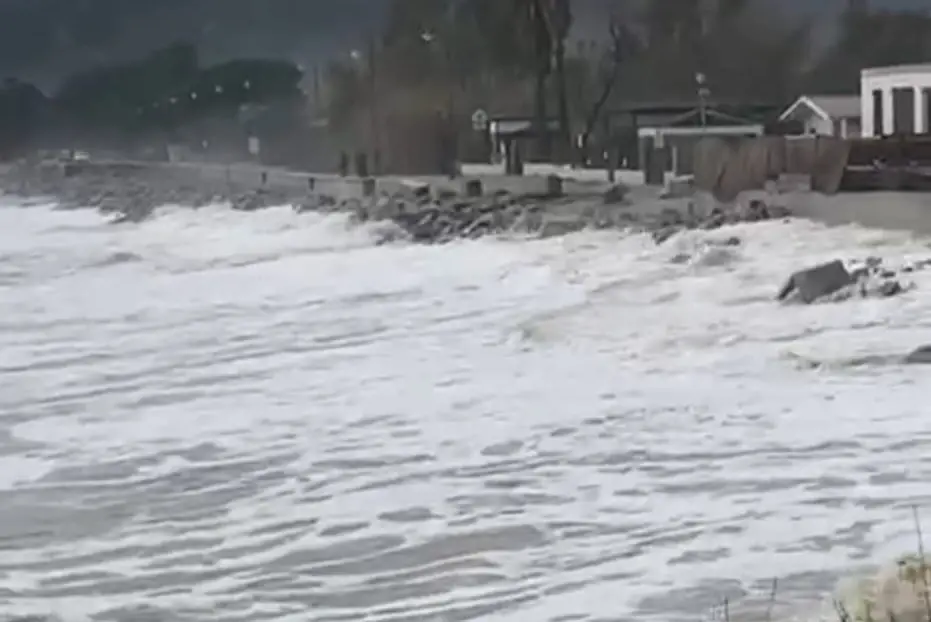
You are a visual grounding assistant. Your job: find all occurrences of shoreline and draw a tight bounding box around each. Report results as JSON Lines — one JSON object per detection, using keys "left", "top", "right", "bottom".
{"left": 0, "top": 158, "right": 790, "bottom": 243}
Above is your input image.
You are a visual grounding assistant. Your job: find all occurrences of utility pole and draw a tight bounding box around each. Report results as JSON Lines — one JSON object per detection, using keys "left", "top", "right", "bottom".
{"left": 367, "top": 32, "right": 380, "bottom": 175}
{"left": 422, "top": 30, "right": 457, "bottom": 178}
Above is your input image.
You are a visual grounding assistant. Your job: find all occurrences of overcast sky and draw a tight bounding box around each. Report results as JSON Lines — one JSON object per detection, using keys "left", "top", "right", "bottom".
{"left": 0, "top": 0, "right": 926, "bottom": 89}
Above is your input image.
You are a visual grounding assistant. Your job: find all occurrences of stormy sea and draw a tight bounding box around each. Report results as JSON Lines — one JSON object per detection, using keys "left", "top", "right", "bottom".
{"left": 2, "top": 196, "right": 931, "bottom": 622}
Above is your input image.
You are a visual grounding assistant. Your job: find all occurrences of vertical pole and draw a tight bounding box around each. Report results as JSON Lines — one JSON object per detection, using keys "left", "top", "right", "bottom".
{"left": 604, "top": 113, "right": 615, "bottom": 183}
{"left": 368, "top": 33, "right": 379, "bottom": 176}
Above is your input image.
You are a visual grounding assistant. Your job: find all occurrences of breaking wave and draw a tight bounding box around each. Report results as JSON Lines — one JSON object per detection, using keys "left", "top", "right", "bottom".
{"left": 3, "top": 198, "right": 931, "bottom": 621}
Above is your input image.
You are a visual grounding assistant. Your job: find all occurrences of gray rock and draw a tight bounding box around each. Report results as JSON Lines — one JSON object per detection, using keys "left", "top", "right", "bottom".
{"left": 904, "top": 345, "right": 931, "bottom": 364}
{"left": 539, "top": 214, "right": 586, "bottom": 239}
{"left": 699, "top": 208, "right": 727, "bottom": 230}
{"left": 659, "top": 207, "right": 685, "bottom": 227}
{"left": 878, "top": 280, "right": 903, "bottom": 297}
{"left": 603, "top": 183, "right": 629, "bottom": 204}
{"left": 652, "top": 225, "right": 682, "bottom": 245}
{"left": 740, "top": 199, "right": 770, "bottom": 222}
{"left": 767, "top": 204, "right": 792, "bottom": 219}
{"left": 231, "top": 191, "right": 265, "bottom": 211}
{"left": 777, "top": 259, "right": 853, "bottom": 304}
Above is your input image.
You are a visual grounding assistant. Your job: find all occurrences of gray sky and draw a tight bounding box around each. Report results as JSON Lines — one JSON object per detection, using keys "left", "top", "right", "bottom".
{"left": 0, "top": 0, "right": 926, "bottom": 89}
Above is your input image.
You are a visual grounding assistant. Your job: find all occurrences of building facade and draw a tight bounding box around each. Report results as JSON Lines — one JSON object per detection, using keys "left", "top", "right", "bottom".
{"left": 861, "top": 63, "right": 931, "bottom": 137}
{"left": 636, "top": 108, "right": 764, "bottom": 179}
{"left": 778, "top": 95, "right": 861, "bottom": 138}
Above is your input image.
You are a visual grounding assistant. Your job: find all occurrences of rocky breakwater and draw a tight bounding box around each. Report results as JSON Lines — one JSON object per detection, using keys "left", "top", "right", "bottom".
{"left": 0, "top": 158, "right": 319, "bottom": 222}
{"left": 337, "top": 176, "right": 636, "bottom": 244}
{"left": 775, "top": 255, "right": 931, "bottom": 305}
{"left": 774, "top": 255, "right": 931, "bottom": 366}
{"left": 649, "top": 198, "right": 793, "bottom": 245}
{"left": 1, "top": 161, "right": 633, "bottom": 243}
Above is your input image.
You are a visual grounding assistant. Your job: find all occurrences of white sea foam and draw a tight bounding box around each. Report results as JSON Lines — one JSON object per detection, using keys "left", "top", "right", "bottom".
{"left": 2, "top": 199, "right": 931, "bottom": 622}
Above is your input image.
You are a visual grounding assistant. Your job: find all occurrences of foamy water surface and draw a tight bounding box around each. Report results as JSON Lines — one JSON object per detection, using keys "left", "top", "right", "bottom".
{"left": 3, "top": 197, "right": 931, "bottom": 622}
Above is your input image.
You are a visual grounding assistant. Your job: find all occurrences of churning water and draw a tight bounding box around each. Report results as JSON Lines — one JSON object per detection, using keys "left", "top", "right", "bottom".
{"left": 3, "top": 198, "right": 931, "bottom": 622}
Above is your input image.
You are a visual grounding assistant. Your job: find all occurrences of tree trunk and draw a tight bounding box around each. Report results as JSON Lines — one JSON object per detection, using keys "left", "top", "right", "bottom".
{"left": 530, "top": 0, "right": 552, "bottom": 162}
{"left": 533, "top": 65, "right": 549, "bottom": 162}
{"left": 554, "top": 35, "right": 570, "bottom": 164}
{"left": 578, "top": 67, "right": 620, "bottom": 167}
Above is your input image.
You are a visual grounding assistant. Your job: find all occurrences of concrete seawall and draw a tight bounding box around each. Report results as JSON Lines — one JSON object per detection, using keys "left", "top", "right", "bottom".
{"left": 57, "top": 159, "right": 612, "bottom": 201}
{"left": 21, "top": 158, "right": 931, "bottom": 242}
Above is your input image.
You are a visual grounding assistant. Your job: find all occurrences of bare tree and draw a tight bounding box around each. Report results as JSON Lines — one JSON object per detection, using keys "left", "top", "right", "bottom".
{"left": 576, "top": 14, "right": 640, "bottom": 167}
{"left": 549, "top": 0, "right": 572, "bottom": 163}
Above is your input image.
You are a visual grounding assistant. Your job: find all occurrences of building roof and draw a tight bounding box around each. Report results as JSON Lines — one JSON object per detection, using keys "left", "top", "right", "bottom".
{"left": 667, "top": 108, "right": 759, "bottom": 127}
{"left": 862, "top": 63, "right": 931, "bottom": 78}
{"left": 779, "top": 95, "right": 860, "bottom": 122}
{"left": 490, "top": 118, "right": 560, "bottom": 137}
{"left": 610, "top": 100, "right": 783, "bottom": 117}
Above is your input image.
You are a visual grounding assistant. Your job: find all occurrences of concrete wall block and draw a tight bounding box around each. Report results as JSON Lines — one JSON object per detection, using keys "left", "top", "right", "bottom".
{"left": 545, "top": 174, "right": 564, "bottom": 197}
{"left": 464, "top": 178, "right": 483, "bottom": 197}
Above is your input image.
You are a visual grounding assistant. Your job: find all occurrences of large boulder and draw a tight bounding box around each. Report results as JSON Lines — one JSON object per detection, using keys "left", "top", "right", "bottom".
{"left": 904, "top": 345, "right": 931, "bottom": 364}
{"left": 777, "top": 260, "right": 853, "bottom": 304}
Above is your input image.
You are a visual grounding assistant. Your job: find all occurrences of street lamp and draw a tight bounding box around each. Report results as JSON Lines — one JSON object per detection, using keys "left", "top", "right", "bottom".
{"left": 349, "top": 39, "right": 379, "bottom": 175}
{"left": 420, "top": 29, "right": 458, "bottom": 178}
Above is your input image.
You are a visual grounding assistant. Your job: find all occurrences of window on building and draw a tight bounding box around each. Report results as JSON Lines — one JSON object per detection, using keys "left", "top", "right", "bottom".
{"left": 872, "top": 89, "right": 883, "bottom": 136}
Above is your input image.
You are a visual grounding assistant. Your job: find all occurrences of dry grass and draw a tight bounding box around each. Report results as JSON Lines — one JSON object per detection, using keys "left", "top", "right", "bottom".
{"left": 831, "top": 509, "right": 931, "bottom": 622}
{"left": 834, "top": 554, "right": 931, "bottom": 622}
{"left": 702, "top": 509, "right": 931, "bottom": 622}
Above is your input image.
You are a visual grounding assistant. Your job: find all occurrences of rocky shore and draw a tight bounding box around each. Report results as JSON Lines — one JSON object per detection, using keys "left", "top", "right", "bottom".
{"left": 0, "top": 159, "right": 318, "bottom": 222}
{"left": 0, "top": 158, "right": 807, "bottom": 246}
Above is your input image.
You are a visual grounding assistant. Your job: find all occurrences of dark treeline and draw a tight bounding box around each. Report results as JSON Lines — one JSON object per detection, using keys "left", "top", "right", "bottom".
{"left": 3, "top": 0, "right": 931, "bottom": 164}
{"left": 0, "top": 42, "right": 304, "bottom": 160}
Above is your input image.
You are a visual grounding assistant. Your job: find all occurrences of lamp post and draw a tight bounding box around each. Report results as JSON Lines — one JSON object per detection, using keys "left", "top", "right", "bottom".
{"left": 350, "top": 39, "right": 379, "bottom": 175}
{"left": 421, "top": 29, "right": 458, "bottom": 178}
{"left": 420, "top": 29, "right": 453, "bottom": 115}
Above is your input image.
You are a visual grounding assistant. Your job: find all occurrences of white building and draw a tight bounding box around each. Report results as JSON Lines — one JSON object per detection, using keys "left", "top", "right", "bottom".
{"left": 778, "top": 95, "right": 861, "bottom": 137}
{"left": 861, "top": 63, "right": 931, "bottom": 137}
